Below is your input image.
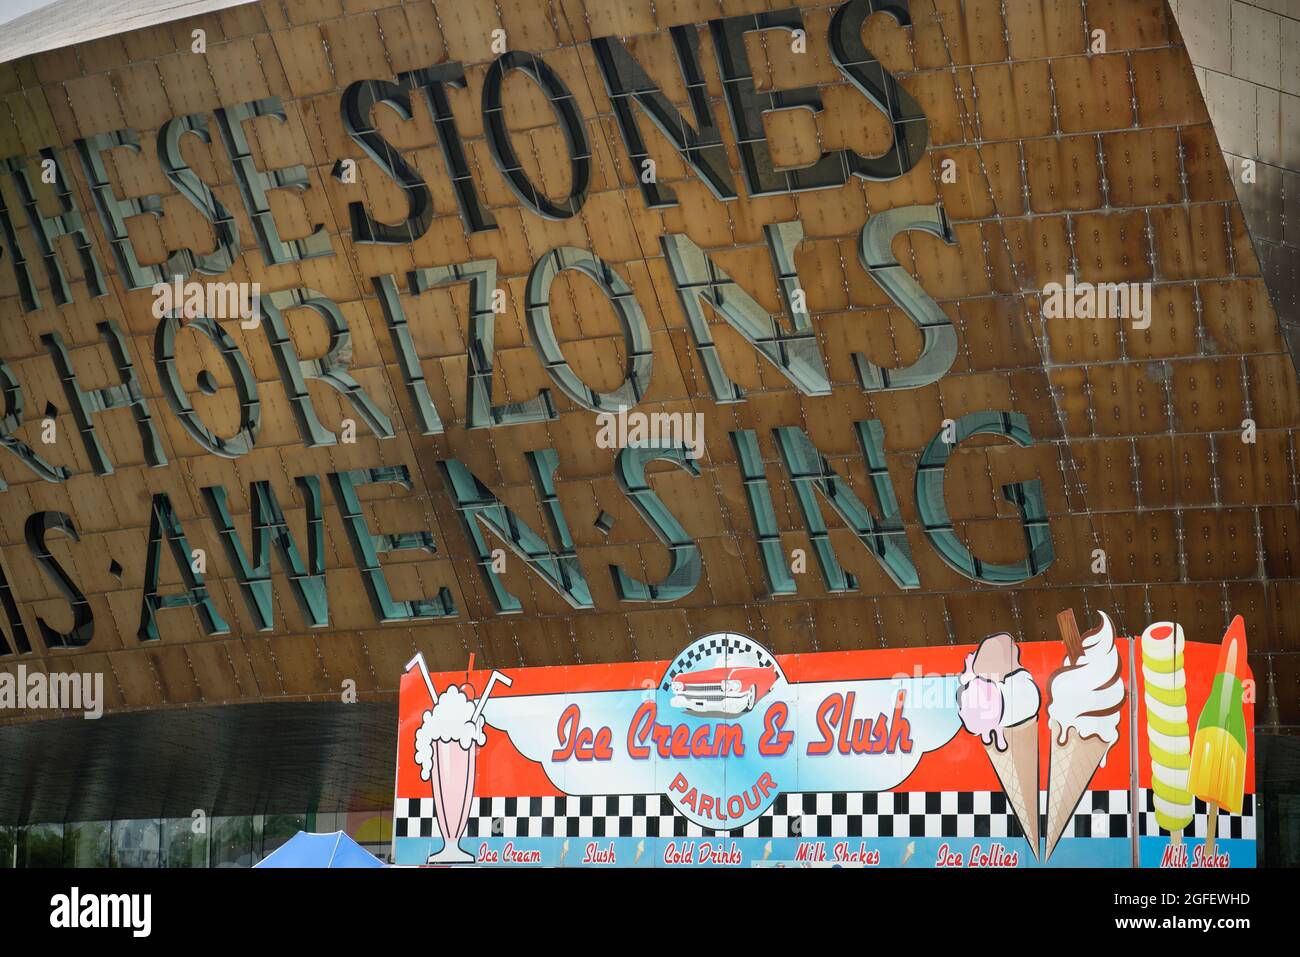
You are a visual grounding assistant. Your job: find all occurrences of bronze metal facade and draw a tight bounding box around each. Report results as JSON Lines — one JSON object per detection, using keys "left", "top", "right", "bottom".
{"left": 0, "top": 0, "right": 1295, "bottom": 743}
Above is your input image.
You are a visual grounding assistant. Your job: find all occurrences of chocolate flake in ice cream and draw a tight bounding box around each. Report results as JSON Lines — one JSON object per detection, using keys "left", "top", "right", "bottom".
{"left": 1046, "top": 610, "right": 1125, "bottom": 760}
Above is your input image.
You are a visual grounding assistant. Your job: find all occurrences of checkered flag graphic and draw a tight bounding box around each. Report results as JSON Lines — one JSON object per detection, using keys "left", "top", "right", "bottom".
{"left": 661, "top": 634, "right": 776, "bottom": 691}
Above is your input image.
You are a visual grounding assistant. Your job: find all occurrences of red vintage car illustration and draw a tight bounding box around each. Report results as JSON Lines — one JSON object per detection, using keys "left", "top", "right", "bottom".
{"left": 669, "top": 664, "right": 779, "bottom": 716}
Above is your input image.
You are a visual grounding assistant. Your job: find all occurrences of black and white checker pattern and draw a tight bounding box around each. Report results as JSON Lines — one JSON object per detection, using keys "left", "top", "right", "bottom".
{"left": 394, "top": 789, "right": 1214, "bottom": 841}
{"left": 1064, "top": 788, "right": 1132, "bottom": 840}
{"left": 1136, "top": 792, "right": 1256, "bottom": 840}
{"left": 660, "top": 634, "right": 775, "bottom": 692}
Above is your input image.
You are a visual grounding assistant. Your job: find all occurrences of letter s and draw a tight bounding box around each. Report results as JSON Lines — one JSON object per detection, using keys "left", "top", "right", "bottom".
{"left": 340, "top": 79, "right": 434, "bottom": 244}
{"left": 806, "top": 694, "right": 841, "bottom": 756}
{"left": 25, "top": 511, "right": 93, "bottom": 648}
{"left": 829, "top": 0, "right": 928, "bottom": 181}
{"left": 855, "top": 204, "right": 957, "bottom": 393}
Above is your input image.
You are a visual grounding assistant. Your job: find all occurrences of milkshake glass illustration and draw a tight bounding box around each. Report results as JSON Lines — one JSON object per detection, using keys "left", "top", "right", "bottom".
{"left": 408, "top": 655, "right": 512, "bottom": 864}
{"left": 429, "top": 707, "right": 478, "bottom": 864}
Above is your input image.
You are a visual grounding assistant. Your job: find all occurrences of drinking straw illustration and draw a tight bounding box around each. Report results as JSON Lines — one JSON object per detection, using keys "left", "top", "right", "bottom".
{"left": 405, "top": 653, "right": 438, "bottom": 704}
{"left": 471, "top": 670, "right": 514, "bottom": 723}
{"left": 1188, "top": 616, "right": 1249, "bottom": 859}
{"left": 1140, "top": 622, "right": 1193, "bottom": 843}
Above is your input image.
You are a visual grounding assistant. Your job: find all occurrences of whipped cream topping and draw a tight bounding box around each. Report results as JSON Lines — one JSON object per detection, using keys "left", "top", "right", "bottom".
{"left": 1046, "top": 611, "right": 1125, "bottom": 758}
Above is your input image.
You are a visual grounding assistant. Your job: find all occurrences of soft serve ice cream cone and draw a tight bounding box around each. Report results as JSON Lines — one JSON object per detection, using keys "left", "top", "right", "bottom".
{"left": 957, "top": 632, "right": 1043, "bottom": 859}
{"left": 1044, "top": 610, "right": 1125, "bottom": 861}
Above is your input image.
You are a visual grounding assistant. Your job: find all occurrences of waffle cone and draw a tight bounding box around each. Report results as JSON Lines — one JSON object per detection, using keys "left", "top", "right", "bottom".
{"left": 982, "top": 721, "right": 1040, "bottom": 860}
{"left": 1044, "top": 721, "right": 1111, "bottom": 861}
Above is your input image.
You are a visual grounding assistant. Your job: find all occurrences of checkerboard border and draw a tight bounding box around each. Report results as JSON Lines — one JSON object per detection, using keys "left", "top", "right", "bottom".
{"left": 394, "top": 789, "right": 1254, "bottom": 841}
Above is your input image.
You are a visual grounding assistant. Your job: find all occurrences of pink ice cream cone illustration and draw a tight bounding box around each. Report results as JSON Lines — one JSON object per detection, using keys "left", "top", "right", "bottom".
{"left": 957, "top": 632, "right": 1042, "bottom": 859}
{"left": 1043, "top": 609, "right": 1125, "bottom": 861}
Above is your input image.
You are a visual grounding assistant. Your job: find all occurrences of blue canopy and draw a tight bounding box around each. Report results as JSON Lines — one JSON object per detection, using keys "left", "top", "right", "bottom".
{"left": 255, "top": 831, "right": 385, "bottom": 868}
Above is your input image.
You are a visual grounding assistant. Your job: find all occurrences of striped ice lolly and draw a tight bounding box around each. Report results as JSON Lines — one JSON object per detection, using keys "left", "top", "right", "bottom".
{"left": 1141, "top": 622, "right": 1194, "bottom": 835}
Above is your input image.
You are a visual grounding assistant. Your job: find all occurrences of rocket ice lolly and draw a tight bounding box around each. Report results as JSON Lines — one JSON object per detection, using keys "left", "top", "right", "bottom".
{"left": 1044, "top": 609, "right": 1125, "bottom": 861}
{"left": 1189, "top": 616, "right": 1249, "bottom": 857}
{"left": 957, "top": 632, "right": 1042, "bottom": 859}
{"left": 1140, "top": 622, "right": 1193, "bottom": 840}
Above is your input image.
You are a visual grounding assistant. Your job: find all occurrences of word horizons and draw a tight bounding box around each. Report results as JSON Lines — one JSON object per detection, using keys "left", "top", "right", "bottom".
{"left": 1041, "top": 274, "right": 1153, "bottom": 331}
{"left": 0, "top": 665, "right": 102, "bottom": 718}
{"left": 49, "top": 887, "right": 151, "bottom": 937}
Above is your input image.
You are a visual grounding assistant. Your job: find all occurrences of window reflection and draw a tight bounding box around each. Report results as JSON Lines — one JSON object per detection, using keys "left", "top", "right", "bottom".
{"left": 2, "top": 808, "right": 388, "bottom": 867}
{"left": 210, "top": 815, "right": 260, "bottom": 868}
{"left": 261, "top": 814, "right": 306, "bottom": 860}
{"left": 111, "top": 819, "right": 160, "bottom": 868}
{"left": 64, "top": 821, "right": 110, "bottom": 867}
{"left": 20, "top": 823, "right": 63, "bottom": 868}
{"left": 162, "top": 817, "right": 209, "bottom": 868}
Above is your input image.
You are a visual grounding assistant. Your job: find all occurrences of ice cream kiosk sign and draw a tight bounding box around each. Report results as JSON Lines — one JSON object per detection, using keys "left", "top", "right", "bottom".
{"left": 393, "top": 614, "right": 1256, "bottom": 868}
